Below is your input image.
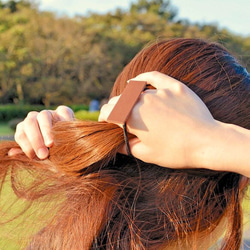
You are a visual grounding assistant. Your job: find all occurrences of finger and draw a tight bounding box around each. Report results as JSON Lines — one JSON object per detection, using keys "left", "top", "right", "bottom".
{"left": 22, "top": 113, "right": 49, "bottom": 159}
{"left": 129, "top": 71, "right": 182, "bottom": 91}
{"left": 119, "top": 137, "right": 152, "bottom": 162}
{"left": 98, "top": 97, "right": 120, "bottom": 123}
{"left": 55, "top": 105, "right": 75, "bottom": 121}
{"left": 98, "top": 104, "right": 111, "bottom": 122}
{"left": 98, "top": 104, "right": 122, "bottom": 128}
{"left": 8, "top": 148, "right": 24, "bottom": 157}
{"left": 36, "top": 110, "right": 54, "bottom": 147}
{"left": 15, "top": 122, "right": 37, "bottom": 158}
{"left": 37, "top": 106, "right": 75, "bottom": 147}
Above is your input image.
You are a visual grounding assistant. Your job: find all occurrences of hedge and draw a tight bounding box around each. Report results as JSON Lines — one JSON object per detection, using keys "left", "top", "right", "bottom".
{"left": 0, "top": 104, "right": 89, "bottom": 122}
{"left": 0, "top": 105, "right": 45, "bottom": 122}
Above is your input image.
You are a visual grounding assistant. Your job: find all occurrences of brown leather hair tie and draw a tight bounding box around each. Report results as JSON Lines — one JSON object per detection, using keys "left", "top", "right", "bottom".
{"left": 107, "top": 80, "right": 147, "bottom": 155}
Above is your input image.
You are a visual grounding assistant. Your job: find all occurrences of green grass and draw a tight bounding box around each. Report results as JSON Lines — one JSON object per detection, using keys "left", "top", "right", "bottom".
{"left": 0, "top": 173, "right": 62, "bottom": 249}
{"left": 0, "top": 122, "right": 14, "bottom": 136}
{"left": 243, "top": 188, "right": 250, "bottom": 239}
{"left": 0, "top": 182, "right": 249, "bottom": 248}
{"left": 74, "top": 110, "right": 99, "bottom": 121}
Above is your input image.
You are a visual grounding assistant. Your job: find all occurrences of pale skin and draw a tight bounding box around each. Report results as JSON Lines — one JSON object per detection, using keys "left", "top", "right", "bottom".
{"left": 8, "top": 105, "right": 75, "bottom": 159}
{"left": 9, "top": 71, "right": 250, "bottom": 178}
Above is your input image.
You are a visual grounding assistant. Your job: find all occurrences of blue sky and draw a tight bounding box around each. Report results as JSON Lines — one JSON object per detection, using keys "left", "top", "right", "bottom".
{"left": 37, "top": 0, "right": 249, "bottom": 37}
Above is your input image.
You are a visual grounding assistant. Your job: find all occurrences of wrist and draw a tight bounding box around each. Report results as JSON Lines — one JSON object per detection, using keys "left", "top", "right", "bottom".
{"left": 188, "top": 120, "right": 223, "bottom": 170}
{"left": 191, "top": 121, "right": 250, "bottom": 176}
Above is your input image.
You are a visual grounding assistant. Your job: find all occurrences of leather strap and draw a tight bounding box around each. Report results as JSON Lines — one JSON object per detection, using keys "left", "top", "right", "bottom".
{"left": 107, "top": 80, "right": 147, "bottom": 124}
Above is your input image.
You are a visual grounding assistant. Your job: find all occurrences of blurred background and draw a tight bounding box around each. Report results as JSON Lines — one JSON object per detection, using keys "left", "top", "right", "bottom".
{"left": 0, "top": 0, "right": 249, "bottom": 247}
{"left": 0, "top": 0, "right": 249, "bottom": 111}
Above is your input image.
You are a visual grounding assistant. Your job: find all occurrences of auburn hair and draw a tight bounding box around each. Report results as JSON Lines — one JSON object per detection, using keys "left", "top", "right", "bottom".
{"left": 0, "top": 38, "right": 249, "bottom": 249}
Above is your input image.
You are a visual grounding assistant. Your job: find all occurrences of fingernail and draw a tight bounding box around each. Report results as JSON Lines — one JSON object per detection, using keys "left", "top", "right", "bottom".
{"left": 37, "top": 148, "right": 49, "bottom": 159}
{"left": 45, "top": 140, "right": 53, "bottom": 147}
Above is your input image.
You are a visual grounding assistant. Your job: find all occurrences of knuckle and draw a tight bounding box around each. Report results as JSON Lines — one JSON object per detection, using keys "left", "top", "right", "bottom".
{"left": 39, "top": 110, "right": 50, "bottom": 115}
{"left": 26, "top": 112, "right": 39, "bottom": 124}
{"left": 26, "top": 111, "right": 39, "bottom": 119}
{"left": 56, "top": 105, "right": 74, "bottom": 118}
{"left": 157, "top": 89, "right": 170, "bottom": 97}
{"left": 150, "top": 71, "right": 159, "bottom": 77}
{"left": 143, "top": 92, "right": 154, "bottom": 103}
{"left": 37, "top": 110, "right": 50, "bottom": 120}
{"left": 14, "top": 129, "right": 25, "bottom": 142}
{"left": 173, "top": 81, "right": 185, "bottom": 93}
{"left": 56, "top": 105, "right": 70, "bottom": 113}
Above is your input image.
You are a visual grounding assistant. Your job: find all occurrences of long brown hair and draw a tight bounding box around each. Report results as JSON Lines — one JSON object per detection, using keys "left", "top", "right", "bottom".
{"left": 0, "top": 38, "right": 249, "bottom": 249}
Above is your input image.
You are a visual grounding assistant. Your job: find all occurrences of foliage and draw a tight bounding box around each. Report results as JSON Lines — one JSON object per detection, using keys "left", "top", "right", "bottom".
{"left": 0, "top": 0, "right": 249, "bottom": 107}
{"left": 68, "top": 104, "right": 89, "bottom": 112}
{"left": 0, "top": 103, "right": 91, "bottom": 122}
{"left": 0, "top": 104, "right": 45, "bottom": 121}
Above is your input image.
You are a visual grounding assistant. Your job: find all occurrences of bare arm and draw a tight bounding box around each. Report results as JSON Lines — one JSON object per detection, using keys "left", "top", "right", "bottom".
{"left": 10, "top": 72, "right": 250, "bottom": 177}
{"left": 196, "top": 121, "right": 250, "bottom": 177}
{"left": 99, "top": 71, "right": 250, "bottom": 177}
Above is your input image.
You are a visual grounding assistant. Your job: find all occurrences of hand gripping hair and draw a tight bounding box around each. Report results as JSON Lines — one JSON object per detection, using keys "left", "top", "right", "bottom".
{"left": 0, "top": 38, "right": 249, "bottom": 249}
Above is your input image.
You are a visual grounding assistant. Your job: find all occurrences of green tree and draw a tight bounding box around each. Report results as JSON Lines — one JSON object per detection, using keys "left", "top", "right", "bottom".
{"left": 130, "top": 0, "right": 177, "bottom": 21}
{"left": 0, "top": 0, "right": 248, "bottom": 106}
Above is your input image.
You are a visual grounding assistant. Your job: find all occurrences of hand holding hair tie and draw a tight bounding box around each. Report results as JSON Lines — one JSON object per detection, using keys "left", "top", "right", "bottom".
{"left": 100, "top": 71, "right": 250, "bottom": 177}
{"left": 99, "top": 71, "right": 218, "bottom": 169}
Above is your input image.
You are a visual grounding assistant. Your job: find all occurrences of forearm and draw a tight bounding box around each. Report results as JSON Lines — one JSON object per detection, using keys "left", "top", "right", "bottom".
{"left": 193, "top": 122, "right": 250, "bottom": 177}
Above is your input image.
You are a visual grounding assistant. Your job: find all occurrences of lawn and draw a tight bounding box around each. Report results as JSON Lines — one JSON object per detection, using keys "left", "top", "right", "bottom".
{"left": 0, "top": 174, "right": 61, "bottom": 249}
{"left": 0, "top": 182, "right": 249, "bottom": 249}
{"left": 0, "top": 122, "right": 14, "bottom": 136}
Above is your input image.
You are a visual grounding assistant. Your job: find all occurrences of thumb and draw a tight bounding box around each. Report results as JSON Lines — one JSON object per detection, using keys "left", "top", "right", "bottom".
{"left": 128, "top": 138, "right": 153, "bottom": 163}
{"left": 8, "top": 148, "right": 23, "bottom": 157}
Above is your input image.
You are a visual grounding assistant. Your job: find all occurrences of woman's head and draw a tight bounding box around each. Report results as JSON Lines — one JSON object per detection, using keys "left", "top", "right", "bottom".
{"left": 112, "top": 38, "right": 249, "bottom": 129}
{"left": 51, "top": 39, "right": 249, "bottom": 249}
{"left": 103, "top": 39, "right": 249, "bottom": 248}
{"left": 1, "top": 38, "right": 249, "bottom": 249}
